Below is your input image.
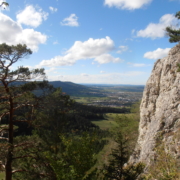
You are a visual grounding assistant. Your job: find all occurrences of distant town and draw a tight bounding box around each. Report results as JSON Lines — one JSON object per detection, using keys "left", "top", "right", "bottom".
{"left": 71, "top": 84, "right": 144, "bottom": 107}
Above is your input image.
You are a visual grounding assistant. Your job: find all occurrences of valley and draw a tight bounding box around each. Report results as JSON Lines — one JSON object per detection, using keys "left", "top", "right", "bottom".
{"left": 61, "top": 83, "right": 144, "bottom": 107}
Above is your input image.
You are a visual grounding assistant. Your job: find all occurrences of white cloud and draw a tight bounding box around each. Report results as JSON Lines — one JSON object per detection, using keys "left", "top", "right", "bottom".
{"left": 0, "top": 13, "right": 47, "bottom": 52}
{"left": 61, "top": 14, "right": 79, "bottom": 27}
{"left": 144, "top": 48, "right": 171, "bottom": 60}
{"left": 45, "top": 67, "right": 57, "bottom": 73}
{"left": 39, "top": 36, "right": 115, "bottom": 66}
{"left": 137, "top": 14, "right": 178, "bottom": 39}
{"left": 81, "top": 73, "right": 89, "bottom": 76}
{"left": 16, "top": 5, "right": 48, "bottom": 28}
{"left": 49, "top": 6, "right": 58, "bottom": 13}
{"left": 100, "top": 71, "right": 106, "bottom": 73}
{"left": 127, "top": 62, "right": 151, "bottom": 67}
{"left": 117, "top": 45, "right": 128, "bottom": 53}
{"left": 104, "top": 0, "right": 153, "bottom": 10}
{"left": 94, "top": 54, "right": 123, "bottom": 64}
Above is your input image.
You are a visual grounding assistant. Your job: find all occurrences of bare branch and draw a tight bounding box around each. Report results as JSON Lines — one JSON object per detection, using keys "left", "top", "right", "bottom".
{"left": 12, "top": 169, "right": 28, "bottom": 174}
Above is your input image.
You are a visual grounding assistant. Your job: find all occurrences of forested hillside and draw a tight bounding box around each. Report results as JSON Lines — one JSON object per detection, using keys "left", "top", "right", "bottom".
{"left": 0, "top": 43, "right": 144, "bottom": 180}
{"left": 1, "top": 0, "right": 180, "bottom": 179}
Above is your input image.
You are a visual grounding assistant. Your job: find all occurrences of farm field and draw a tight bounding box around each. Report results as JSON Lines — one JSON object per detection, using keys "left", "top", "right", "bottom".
{"left": 72, "top": 96, "right": 110, "bottom": 104}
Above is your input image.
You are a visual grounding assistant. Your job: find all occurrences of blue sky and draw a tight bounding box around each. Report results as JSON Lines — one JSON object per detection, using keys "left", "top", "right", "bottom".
{"left": 1, "top": 0, "right": 180, "bottom": 84}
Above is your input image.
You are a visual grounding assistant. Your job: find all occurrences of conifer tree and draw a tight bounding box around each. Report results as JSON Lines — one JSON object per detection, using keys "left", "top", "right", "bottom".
{"left": 0, "top": 43, "right": 46, "bottom": 180}
{"left": 166, "top": 11, "right": 180, "bottom": 43}
{"left": 103, "top": 132, "right": 144, "bottom": 180}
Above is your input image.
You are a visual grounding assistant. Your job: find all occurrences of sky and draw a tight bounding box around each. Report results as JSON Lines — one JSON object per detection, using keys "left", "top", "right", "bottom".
{"left": 0, "top": 0, "right": 180, "bottom": 85}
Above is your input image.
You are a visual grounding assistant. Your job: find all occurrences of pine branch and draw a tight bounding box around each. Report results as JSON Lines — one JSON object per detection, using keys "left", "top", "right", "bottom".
{"left": 0, "top": 137, "right": 8, "bottom": 140}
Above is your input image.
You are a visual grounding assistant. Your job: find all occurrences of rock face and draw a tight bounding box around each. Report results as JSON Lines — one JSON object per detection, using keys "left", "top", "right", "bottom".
{"left": 130, "top": 44, "right": 180, "bottom": 166}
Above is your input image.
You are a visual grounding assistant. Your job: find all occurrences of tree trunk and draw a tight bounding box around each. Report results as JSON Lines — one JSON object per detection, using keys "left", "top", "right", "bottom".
{"left": 5, "top": 150, "right": 12, "bottom": 180}
{"left": 5, "top": 97, "right": 14, "bottom": 180}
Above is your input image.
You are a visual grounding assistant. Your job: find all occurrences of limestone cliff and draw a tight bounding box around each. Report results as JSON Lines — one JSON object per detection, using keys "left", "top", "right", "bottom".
{"left": 130, "top": 44, "right": 180, "bottom": 166}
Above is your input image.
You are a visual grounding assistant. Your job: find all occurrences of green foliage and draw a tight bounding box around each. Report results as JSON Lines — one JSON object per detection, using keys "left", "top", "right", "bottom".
{"left": 0, "top": 43, "right": 49, "bottom": 180}
{"left": 102, "top": 132, "right": 144, "bottom": 180}
{"left": 12, "top": 135, "right": 56, "bottom": 180}
{"left": 166, "top": 11, "right": 180, "bottom": 43}
{"left": 113, "top": 102, "right": 140, "bottom": 146}
{"left": 0, "top": 46, "right": 143, "bottom": 180}
{"left": 145, "top": 144, "right": 180, "bottom": 180}
{"left": 47, "top": 133, "right": 99, "bottom": 180}
{"left": 96, "top": 102, "right": 144, "bottom": 180}
{"left": 0, "top": 172, "right": 4, "bottom": 180}
{"left": 177, "top": 63, "right": 180, "bottom": 72}
{"left": 12, "top": 86, "right": 107, "bottom": 179}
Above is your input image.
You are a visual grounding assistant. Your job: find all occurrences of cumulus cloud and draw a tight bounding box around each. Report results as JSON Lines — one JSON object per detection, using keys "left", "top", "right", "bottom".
{"left": 137, "top": 14, "right": 178, "bottom": 39}
{"left": 49, "top": 6, "right": 58, "bottom": 13}
{"left": 104, "top": 0, "right": 153, "bottom": 10}
{"left": 117, "top": 45, "right": 128, "bottom": 53}
{"left": 94, "top": 54, "right": 123, "bottom": 64}
{"left": 61, "top": 14, "right": 79, "bottom": 27}
{"left": 144, "top": 48, "right": 171, "bottom": 60}
{"left": 0, "top": 13, "right": 47, "bottom": 52}
{"left": 45, "top": 67, "right": 57, "bottom": 73}
{"left": 17, "top": 5, "right": 48, "bottom": 28}
{"left": 39, "top": 36, "right": 116, "bottom": 66}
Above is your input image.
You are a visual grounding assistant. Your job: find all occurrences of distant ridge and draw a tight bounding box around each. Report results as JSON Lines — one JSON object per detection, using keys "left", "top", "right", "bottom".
{"left": 80, "top": 83, "right": 145, "bottom": 86}
{"left": 49, "top": 81, "right": 144, "bottom": 94}
{"left": 6, "top": 81, "right": 144, "bottom": 96}
{"left": 48, "top": 81, "right": 100, "bottom": 96}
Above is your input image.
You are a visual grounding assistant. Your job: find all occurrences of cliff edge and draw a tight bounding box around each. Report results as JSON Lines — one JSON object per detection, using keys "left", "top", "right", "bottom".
{"left": 130, "top": 44, "right": 180, "bottom": 166}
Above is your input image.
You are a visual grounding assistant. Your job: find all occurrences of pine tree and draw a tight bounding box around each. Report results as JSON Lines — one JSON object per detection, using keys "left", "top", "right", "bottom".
{"left": 103, "top": 132, "right": 144, "bottom": 180}
{"left": 0, "top": 43, "right": 46, "bottom": 180}
{"left": 166, "top": 11, "right": 180, "bottom": 43}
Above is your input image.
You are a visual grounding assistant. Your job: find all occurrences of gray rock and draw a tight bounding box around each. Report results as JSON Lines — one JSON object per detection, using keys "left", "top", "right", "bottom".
{"left": 129, "top": 44, "right": 180, "bottom": 166}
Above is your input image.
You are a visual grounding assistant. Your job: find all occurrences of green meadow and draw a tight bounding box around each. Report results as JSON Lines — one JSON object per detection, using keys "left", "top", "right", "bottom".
{"left": 0, "top": 172, "right": 4, "bottom": 180}
{"left": 90, "top": 102, "right": 140, "bottom": 173}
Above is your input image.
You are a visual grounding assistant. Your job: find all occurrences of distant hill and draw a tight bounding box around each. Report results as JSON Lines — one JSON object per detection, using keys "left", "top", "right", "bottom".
{"left": 6, "top": 81, "right": 101, "bottom": 97}
{"left": 49, "top": 81, "right": 145, "bottom": 95}
{"left": 49, "top": 81, "right": 102, "bottom": 96}
{"left": 6, "top": 81, "right": 144, "bottom": 96}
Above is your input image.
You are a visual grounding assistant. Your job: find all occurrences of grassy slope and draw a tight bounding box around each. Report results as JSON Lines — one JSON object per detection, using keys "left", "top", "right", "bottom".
{"left": 91, "top": 113, "right": 119, "bottom": 130}
{"left": 91, "top": 102, "right": 140, "bottom": 173}
{"left": 0, "top": 172, "right": 4, "bottom": 180}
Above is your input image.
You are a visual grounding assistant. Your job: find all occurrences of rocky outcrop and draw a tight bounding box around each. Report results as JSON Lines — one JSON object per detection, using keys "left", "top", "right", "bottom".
{"left": 130, "top": 44, "right": 180, "bottom": 166}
